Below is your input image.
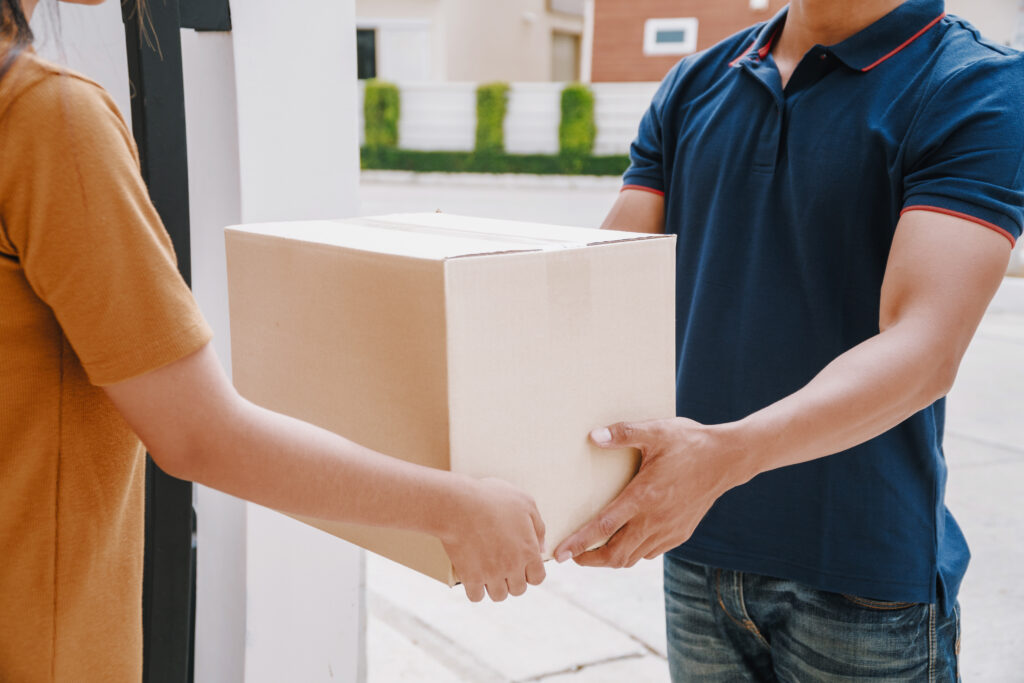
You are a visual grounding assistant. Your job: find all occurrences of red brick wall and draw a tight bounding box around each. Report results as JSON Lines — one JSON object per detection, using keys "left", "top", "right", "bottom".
{"left": 591, "top": 0, "right": 787, "bottom": 82}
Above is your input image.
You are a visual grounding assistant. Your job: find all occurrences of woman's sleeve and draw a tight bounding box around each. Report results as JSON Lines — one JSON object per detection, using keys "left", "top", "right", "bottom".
{"left": 0, "top": 70, "right": 212, "bottom": 385}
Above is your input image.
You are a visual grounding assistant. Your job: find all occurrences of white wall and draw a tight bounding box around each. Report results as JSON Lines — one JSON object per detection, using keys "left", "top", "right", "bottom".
{"left": 505, "top": 83, "right": 562, "bottom": 155}
{"left": 358, "top": 18, "right": 433, "bottom": 81}
{"left": 216, "top": 1, "right": 366, "bottom": 681}
{"left": 357, "top": 0, "right": 583, "bottom": 83}
{"left": 187, "top": 0, "right": 367, "bottom": 677}
{"left": 592, "top": 82, "right": 659, "bottom": 156}
{"left": 179, "top": 28, "right": 247, "bottom": 683}
{"left": 397, "top": 82, "right": 477, "bottom": 151}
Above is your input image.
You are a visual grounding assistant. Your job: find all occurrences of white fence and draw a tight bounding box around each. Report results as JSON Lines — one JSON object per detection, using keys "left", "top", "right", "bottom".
{"left": 357, "top": 81, "right": 660, "bottom": 156}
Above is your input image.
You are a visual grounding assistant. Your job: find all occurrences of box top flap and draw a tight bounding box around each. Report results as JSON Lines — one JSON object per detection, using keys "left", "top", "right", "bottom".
{"left": 225, "top": 213, "right": 670, "bottom": 260}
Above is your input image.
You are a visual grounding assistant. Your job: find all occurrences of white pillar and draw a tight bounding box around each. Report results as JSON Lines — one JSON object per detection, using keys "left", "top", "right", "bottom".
{"left": 179, "top": 28, "right": 248, "bottom": 683}
{"left": 186, "top": 0, "right": 366, "bottom": 681}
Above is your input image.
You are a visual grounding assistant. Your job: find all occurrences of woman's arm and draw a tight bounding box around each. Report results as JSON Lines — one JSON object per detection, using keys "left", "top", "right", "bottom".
{"left": 104, "top": 343, "right": 546, "bottom": 602}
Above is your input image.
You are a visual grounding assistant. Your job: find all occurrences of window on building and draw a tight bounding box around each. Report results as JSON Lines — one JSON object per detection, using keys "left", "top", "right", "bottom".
{"left": 552, "top": 32, "right": 581, "bottom": 81}
{"left": 643, "top": 18, "right": 699, "bottom": 56}
{"left": 357, "top": 28, "right": 377, "bottom": 80}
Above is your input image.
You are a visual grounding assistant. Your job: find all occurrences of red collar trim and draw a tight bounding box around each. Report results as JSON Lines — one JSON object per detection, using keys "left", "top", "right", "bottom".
{"left": 860, "top": 12, "right": 945, "bottom": 72}
{"left": 729, "top": 27, "right": 781, "bottom": 68}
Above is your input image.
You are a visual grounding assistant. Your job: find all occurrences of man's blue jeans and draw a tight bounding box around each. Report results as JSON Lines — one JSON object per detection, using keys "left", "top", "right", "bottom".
{"left": 664, "top": 554, "right": 960, "bottom": 682}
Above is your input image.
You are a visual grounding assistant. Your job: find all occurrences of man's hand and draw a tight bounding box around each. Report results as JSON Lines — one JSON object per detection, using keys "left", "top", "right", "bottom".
{"left": 553, "top": 419, "right": 752, "bottom": 568}
{"left": 440, "top": 477, "right": 547, "bottom": 602}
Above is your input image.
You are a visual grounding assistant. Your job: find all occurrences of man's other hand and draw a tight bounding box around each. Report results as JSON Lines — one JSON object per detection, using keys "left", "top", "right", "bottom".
{"left": 553, "top": 418, "right": 753, "bottom": 568}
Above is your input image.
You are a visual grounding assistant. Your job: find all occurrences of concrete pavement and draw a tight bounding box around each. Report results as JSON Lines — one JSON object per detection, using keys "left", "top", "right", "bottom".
{"left": 360, "top": 173, "right": 1024, "bottom": 682}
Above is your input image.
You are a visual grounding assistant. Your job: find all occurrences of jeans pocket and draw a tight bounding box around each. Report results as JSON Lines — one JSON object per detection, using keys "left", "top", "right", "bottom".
{"left": 840, "top": 593, "right": 918, "bottom": 611}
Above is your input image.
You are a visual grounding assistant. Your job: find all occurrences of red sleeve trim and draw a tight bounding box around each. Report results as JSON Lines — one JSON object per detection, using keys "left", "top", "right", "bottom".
{"left": 621, "top": 184, "right": 665, "bottom": 197}
{"left": 901, "top": 205, "right": 1016, "bottom": 247}
{"left": 861, "top": 13, "right": 945, "bottom": 72}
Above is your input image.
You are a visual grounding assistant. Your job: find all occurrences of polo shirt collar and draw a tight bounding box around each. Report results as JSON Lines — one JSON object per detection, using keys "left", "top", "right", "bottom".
{"left": 729, "top": 1, "right": 947, "bottom": 72}
{"left": 828, "top": 0, "right": 946, "bottom": 72}
{"left": 729, "top": 7, "right": 788, "bottom": 67}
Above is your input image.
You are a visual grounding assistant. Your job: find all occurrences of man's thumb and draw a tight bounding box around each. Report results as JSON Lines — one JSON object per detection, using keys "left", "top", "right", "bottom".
{"left": 589, "top": 422, "right": 639, "bottom": 448}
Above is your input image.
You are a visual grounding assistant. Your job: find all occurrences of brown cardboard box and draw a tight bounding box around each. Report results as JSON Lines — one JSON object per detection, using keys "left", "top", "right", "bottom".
{"left": 225, "top": 213, "right": 676, "bottom": 584}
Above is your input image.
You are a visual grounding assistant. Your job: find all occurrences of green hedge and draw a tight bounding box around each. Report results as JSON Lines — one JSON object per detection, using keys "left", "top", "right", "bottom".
{"left": 363, "top": 80, "right": 400, "bottom": 150}
{"left": 559, "top": 83, "right": 596, "bottom": 158}
{"left": 361, "top": 147, "right": 630, "bottom": 176}
{"left": 475, "top": 82, "right": 509, "bottom": 154}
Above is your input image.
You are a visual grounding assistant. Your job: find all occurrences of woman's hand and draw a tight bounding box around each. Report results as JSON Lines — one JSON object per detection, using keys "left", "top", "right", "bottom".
{"left": 439, "top": 476, "right": 547, "bottom": 602}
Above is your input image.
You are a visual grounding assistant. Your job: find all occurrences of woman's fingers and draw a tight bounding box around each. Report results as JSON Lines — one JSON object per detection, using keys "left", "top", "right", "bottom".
{"left": 463, "top": 582, "right": 486, "bottom": 603}
{"left": 526, "top": 559, "right": 547, "bottom": 586}
{"left": 506, "top": 575, "right": 528, "bottom": 598}
{"left": 485, "top": 580, "right": 509, "bottom": 602}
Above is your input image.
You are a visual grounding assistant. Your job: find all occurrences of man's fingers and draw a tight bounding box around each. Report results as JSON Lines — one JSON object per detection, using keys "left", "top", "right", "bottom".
{"left": 526, "top": 559, "right": 546, "bottom": 586}
{"left": 644, "top": 540, "right": 675, "bottom": 561}
{"left": 485, "top": 580, "right": 509, "bottom": 602}
{"left": 572, "top": 544, "right": 615, "bottom": 567}
{"left": 572, "top": 523, "right": 644, "bottom": 568}
{"left": 553, "top": 492, "right": 639, "bottom": 562}
{"left": 627, "top": 538, "right": 660, "bottom": 567}
{"left": 463, "top": 582, "right": 486, "bottom": 603}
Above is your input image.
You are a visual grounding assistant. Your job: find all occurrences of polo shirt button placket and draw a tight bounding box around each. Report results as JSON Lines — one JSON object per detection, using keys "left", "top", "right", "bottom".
{"left": 743, "top": 57, "right": 785, "bottom": 174}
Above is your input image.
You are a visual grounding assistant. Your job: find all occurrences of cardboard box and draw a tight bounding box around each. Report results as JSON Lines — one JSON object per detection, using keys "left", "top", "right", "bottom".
{"left": 225, "top": 213, "right": 676, "bottom": 584}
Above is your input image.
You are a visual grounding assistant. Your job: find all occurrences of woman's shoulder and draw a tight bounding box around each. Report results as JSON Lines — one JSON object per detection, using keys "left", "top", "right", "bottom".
{"left": 0, "top": 49, "right": 123, "bottom": 130}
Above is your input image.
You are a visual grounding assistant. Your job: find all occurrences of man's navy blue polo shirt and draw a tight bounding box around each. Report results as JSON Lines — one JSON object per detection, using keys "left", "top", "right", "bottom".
{"left": 623, "top": 0, "right": 1024, "bottom": 610}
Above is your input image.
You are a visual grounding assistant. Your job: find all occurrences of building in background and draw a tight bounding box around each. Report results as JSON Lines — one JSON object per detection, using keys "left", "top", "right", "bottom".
{"left": 585, "top": 0, "right": 783, "bottom": 82}
{"left": 583, "top": 0, "right": 1021, "bottom": 83}
{"left": 356, "top": 0, "right": 585, "bottom": 82}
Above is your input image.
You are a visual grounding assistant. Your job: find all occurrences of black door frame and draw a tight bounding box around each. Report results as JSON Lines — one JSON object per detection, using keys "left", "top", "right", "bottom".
{"left": 120, "top": 1, "right": 231, "bottom": 680}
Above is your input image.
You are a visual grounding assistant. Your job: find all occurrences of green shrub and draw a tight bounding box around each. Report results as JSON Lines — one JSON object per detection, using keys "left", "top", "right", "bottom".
{"left": 475, "top": 82, "right": 510, "bottom": 155}
{"left": 360, "top": 147, "right": 629, "bottom": 176}
{"left": 364, "top": 80, "right": 400, "bottom": 150}
{"left": 559, "top": 83, "right": 596, "bottom": 159}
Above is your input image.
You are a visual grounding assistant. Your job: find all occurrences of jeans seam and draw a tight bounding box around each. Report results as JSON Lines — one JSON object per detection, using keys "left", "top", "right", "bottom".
{"left": 714, "top": 570, "right": 770, "bottom": 651}
{"left": 928, "top": 603, "right": 936, "bottom": 683}
{"left": 736, "top": 573, "right": 771, "bottom": 650}
{"left": 840, "top": 594, "right": 916, "bottom": 610}
{"left": 955, "top": 603, "right": 961, "bottom": 682}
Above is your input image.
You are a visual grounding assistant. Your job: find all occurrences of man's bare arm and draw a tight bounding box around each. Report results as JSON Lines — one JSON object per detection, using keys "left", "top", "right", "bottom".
{"left": 602, "top": 188, "right": 665, "bottom": 233}
{"left": 556, "top": 209, "right": 1010, "bottom": 567}
{"left": 104, "top": 343, "right": 546, "bottom": 601}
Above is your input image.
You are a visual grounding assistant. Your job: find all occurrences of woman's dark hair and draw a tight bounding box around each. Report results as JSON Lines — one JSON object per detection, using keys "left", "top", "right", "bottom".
{"left": 1, "top": 0, "right": 32, "bottom": 43}
{"left": 1, "top": 0, "right": 34, "bottom": 83}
